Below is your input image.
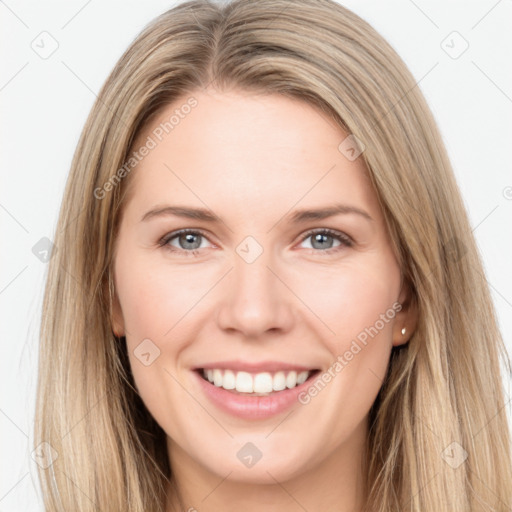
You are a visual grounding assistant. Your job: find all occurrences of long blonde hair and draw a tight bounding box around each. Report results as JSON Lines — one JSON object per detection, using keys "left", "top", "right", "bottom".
{"left": 35, "top": 0, "right": 512, "bottom": 510}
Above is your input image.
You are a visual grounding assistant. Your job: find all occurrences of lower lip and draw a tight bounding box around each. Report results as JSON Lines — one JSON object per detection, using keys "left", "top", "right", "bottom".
{"left": 192, "top": 370, "right": 319, "bottom": 420}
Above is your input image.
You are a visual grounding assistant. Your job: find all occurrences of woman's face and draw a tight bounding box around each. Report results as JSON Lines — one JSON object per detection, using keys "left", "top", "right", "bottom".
{"left": 112, "top": 89, "right": 412, "bottom": 485}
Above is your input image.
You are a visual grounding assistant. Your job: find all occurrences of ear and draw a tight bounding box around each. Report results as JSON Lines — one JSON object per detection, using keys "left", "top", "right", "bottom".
{"left": 111, "top": 291, "right": 125, "bottom": 338}
{"left": 392, "top": 279, "right": 418, "bottom": 347}
{"left": 108, "top": 273, "right": 125, "bottom": 338}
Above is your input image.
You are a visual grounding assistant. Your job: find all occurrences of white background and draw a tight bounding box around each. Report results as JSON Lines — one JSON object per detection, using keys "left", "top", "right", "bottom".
{"left": 1, "top": 0, "right": 511, "bottom": 509}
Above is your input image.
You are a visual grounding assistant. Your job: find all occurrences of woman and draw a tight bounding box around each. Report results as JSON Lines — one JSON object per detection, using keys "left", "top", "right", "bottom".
{"left": 34, "top": 0, "right": 512, "bottom": 510}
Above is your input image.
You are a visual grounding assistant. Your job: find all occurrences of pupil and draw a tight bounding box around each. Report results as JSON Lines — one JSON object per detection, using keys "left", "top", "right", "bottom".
{"left": 180, "top": 233, "right": 201, "bottom": 250}
{"left": 312, "top": 233, "right": 332, "bottom": 250}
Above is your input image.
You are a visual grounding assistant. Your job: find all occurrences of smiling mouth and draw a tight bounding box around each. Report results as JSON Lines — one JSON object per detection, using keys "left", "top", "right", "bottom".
{"left": 196, "top": 368, "right": 321, "bottom": 396}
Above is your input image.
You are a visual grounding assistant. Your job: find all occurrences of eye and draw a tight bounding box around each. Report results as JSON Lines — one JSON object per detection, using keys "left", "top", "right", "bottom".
{"left": 158, "top": 229, "right": 213, "bottom": 256}
{"left": 158, "top": 227, "right": 353, "bottom": 257}
{"left": 298, "top": 228, "right": 353, "bottom": 254}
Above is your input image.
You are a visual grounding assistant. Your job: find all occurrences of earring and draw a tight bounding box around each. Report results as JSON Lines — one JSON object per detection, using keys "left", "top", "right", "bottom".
{"left": 401, "top": 327, "right": 406, "bottom": 336}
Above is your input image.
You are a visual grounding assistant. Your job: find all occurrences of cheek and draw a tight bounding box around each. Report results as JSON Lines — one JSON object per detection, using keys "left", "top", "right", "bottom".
{"left": 291, "top": 255, "right": 400, "bottom": 345}
{"left": 289, "top": 259, "right": 400, "bottom": 440}
{"left": 114, "top": 251, "right": 217, "bottom": 431}
{"left": 115, "top": 250, "right": 213, "bottom": 340}
{"left": 287, "top": 253, "right": 401, "bottom": 416}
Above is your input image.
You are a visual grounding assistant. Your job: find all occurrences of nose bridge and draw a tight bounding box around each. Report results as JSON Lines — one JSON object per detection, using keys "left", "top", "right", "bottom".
{"left": 216, "top": 243, "right": 293, "bottom": 337}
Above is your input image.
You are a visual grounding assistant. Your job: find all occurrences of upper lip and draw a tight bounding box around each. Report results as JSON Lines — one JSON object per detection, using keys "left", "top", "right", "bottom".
{"left": 194, "top": 360, "right": 319, "bottom": 373}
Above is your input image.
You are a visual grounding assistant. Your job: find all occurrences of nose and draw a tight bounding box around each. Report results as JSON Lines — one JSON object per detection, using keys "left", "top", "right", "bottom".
{"left": 215, "top": 249, "right": 295, "bottom": 339}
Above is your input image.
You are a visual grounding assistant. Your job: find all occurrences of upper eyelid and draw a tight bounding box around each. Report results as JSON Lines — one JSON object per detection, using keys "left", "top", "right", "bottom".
{"left": 161, "top": 228, "right": 214, "bottom": 243}
{"left": 300, "top": 228, "right": 352, "bottom": 242}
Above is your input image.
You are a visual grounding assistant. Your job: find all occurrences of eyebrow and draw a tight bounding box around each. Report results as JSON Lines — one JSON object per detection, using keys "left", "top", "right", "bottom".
{"left": 289, "top": 204, "right": 373, "bottom": 223}
{"left": 141, "top": 205, "right": 220, "bottom": 223}
{"left": 140, "top": 203, "right": 373, "bottom": 223}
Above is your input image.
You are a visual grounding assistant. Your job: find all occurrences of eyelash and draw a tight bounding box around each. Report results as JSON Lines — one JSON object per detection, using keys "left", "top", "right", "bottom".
{"left": 158, "top": 228, "right": 353, "bottom": 257}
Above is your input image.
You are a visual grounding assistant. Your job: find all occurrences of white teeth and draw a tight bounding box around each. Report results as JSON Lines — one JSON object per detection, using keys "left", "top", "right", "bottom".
{"left": 273, "top": 371, "right": 286, "bottom": 391}
{"left": 253, "top": 372, "right": 273, "bottom": 393}
{"left": 202, "top": 368, "right": 311, "bottom": 394}
{"left": 297, "top": 371, "right": 309, "bottom": 385}
{"left": 213, "top": 369, "right": 223, "bottom": 387}
{"left": 222, "top": 369, "right": 236, "bottom": 390}
{"left": 236, "top": 371, "right": 253, "bottom": 393}
{"left": 286, "top": 371, "right": 297, "bottom": 389}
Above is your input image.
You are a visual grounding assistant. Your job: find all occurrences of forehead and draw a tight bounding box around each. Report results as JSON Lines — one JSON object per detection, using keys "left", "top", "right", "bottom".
{"left": 123, "top": 89, "right": 378, "bottom": 224}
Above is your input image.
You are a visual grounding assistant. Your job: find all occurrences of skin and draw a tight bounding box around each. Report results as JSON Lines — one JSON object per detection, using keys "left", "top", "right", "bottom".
{"left": 111, "top": 88, "right": 417, "bottom": 512}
